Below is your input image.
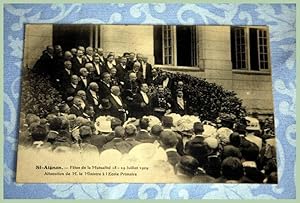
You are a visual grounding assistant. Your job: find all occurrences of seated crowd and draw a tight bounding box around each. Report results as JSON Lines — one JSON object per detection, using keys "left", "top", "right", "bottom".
{"left": 19, "top": 44, "right": 277, "bottom": 183}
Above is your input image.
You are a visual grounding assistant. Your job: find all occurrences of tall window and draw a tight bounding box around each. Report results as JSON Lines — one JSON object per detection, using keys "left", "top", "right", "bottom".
{"left": 231, "top": 26, "right": 270, "bottom": 72}
{"left": 154, "top": 25, "right": 198, "bottom": 67}
{"left": 53, "top": 24, "right": 101, "bottom": 51}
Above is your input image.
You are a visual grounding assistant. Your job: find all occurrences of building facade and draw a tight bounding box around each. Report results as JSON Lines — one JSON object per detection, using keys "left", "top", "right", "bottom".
{"left": 23, "top": 24, "right": 274, "bottom": 114}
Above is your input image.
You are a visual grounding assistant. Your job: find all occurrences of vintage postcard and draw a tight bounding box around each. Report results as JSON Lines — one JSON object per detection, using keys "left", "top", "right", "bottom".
{"left": 16, "top": 24, "right": 277, "bottom": 183}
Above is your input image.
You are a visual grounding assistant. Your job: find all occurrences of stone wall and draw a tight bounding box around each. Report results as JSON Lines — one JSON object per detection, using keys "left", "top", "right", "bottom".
{"left": 100, "top": 25, "right": 154, "bottom": 64}
{"left": 23, "top": 24, "right": 53, "bottom": 69}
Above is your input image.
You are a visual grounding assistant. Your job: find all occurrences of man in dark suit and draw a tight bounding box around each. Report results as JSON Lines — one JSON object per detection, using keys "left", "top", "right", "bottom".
{"left": 160, "top": 130, "right": 181, "bottom": 167}
{"left": 82, "top": 105, "right": 96, "bottom": 122}
{"left": 85, "top": 47, "right": 94, "bottom": 63}
{"left": 98, "top": 72, "right": 111, "bottom": 99}
{"left": 116, "top": 56, "right": 128, "bottom": 84}
{"left": 172, "top": 90, "right": 189, "bottom": 116}
{"left": 159, "top": 71, "right": 173, "bottom": 90}
{"left": 131, "top": 61, "right": 144, "bottom": 84}
{"left": 110, "top": 67, "right": 120, "bottom": 86}
{"left": 123, "top": 72, "right": 139, "bottom": 117}
{"left": 69, "top": 96, "right": 84, "bottom": 117}
{"left": 108, "top": 86, "right": 128, "bottom": 122}
{"left": 32, "top": 45, "right": 54, "bottom": 78}
{"left": 58, "top": 60, "right": 73, "bottom": 88}
{"left": 132, "top": 83, "right": 151, "bottom": 118}
{"left": 77, "top": 67, "right": 91, "bottom": 91}
{"left": 103, "top": 54, "right": 116, "bottom": 73}
{"left": 126, "top": 52, "right": 135, "bottom": 71}
{"left": 86, "top": 82, "right": 102, "bottom": 116}
{"left": 63, "top": 75, "right": 80, "bottom": 102}
{"left": 53, "top": 51, "right": 73, "bottom": 81}
{"left": 161, "top": 116, "right": 184, "bottom": 156}
{"left": 148, "top": 68, "right": 161, "bottom": 87}
{"left": 185, "top": 122, "right": 211, "bottom": 165}
{"left": 141, "top": 56, "right": 152, "bottom": 84}
{"left": 186, "top": 122, "right": 205, "bottom": 145}
{"left": 151, "top": 86, "right": 172, "bottom": 118}
{"left": 92, "top": 55, "right": 104, "bottom": 82}
{"left": 96, "top": 48, "right": 106, "bottom": 65}
{"left": 71, "top": 49, "right": 86, "bottom": 75}
{"left": 135, "top": 118, "right": 155, "bottom": 143}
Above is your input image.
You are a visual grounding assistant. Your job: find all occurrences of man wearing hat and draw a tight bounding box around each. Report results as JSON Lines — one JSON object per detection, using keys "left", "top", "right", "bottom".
{"left": 244, "top": 116, "right": 263, "bottom": 151}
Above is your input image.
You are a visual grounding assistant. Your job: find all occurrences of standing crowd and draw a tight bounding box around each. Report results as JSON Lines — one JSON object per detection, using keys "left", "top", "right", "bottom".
{"left": 18, "top": 44, "right": 277, "bottom": 183}
{"left": 33, "top": 45, "right": 191, "bottom": 121}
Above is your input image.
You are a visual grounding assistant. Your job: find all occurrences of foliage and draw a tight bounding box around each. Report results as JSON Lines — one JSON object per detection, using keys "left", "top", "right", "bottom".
{"left": 20, "top": 70, "right": 62, "bottom": 118}
{"left": 164, "top": 71, "right": 246, "bottom": 121}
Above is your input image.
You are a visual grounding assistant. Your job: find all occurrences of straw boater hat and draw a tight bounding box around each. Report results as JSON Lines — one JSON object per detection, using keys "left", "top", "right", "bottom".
{"left": 202, "top": 124, "right": 218, "bottom": 138}
{"left": 95, "top": 119, "right": 113, "bottom": 133}
{"left": 127, "top": 143, "right": 168, "bottom": 162}
{"left": 245, "top": 116, "right": 261, "bottom": 131}
{"left": 99, "top": 149, "right": 123, "bottom": 162}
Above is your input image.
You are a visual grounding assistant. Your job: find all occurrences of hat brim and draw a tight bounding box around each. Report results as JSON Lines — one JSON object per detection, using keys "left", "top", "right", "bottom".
{"left": 246, "top": 126, "right": 260, "bottom": 131}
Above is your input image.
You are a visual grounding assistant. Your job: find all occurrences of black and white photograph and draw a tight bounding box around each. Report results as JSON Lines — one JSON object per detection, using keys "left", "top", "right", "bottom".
{"left": 16, "top": 24, "right": 277, "bottom": 183}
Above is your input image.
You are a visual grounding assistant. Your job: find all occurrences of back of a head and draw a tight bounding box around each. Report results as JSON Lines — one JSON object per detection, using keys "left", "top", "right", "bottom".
{"left": 111, "top": 117, "right": 122, "bottom": 130}
{"left": 221, "top": 157, "right": 244, "bottom": 181}
{"left": 230, "top": 132, "right": 241, "bottom": 147}
{"left": 60, "top": 116, "right": 70, "bottom": 130}
{"left": 139, "top": 118, "right": 149, "bottom": 130}
{"left": 186, "top": 142, "right": 211, "bottom": 166}
{"left": 31, "top": 125, "right": 48, "bottom": 141}
{"left": 114, "top": 126, "right": 125, "bottom": 138}
{"left": 125, "top": 124, "right": 137, "bottom": 138}
{"left": 240, "top": 142, "right": 259, "bottom": 161}
{"left": 79, "top": 125, "right": 92, "bottom": 139}
{"left": 223, "top": 145, "right": 242, "bottom": 159}
{"left": 176, "top": 155, "right": 199, "bottom": 177}
{"left": 49, "top": 117, "right": 62, "bottom": 131}
{"left": 150, "top": 125, "right": 163, "bottom": 137}
{"left": 160, "top": 130, "right": 178, "bottom": 148}
{"left": 193, "top": 122, "right": 204, "bottom": 134}
{"left": 161, "top": 116, "right": 173, "bottom": 128}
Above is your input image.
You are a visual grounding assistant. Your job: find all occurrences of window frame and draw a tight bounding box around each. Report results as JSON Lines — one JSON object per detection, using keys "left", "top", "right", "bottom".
{"left": 232, "top": 26, "right": 271, "bottom": 73}
{"left": 160, "top": 25, "right": 198, "bottom": 68}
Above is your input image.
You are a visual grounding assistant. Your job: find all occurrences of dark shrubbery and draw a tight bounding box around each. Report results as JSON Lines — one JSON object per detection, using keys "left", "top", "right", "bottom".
{"left": 165, "top": 71, "right": 246, "bottom": 121}
{"left": 20, "top": 68, "right": 246, "bottom": 121}
{"left": 20, "top": 70, "right": 62, "bottom": 118}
